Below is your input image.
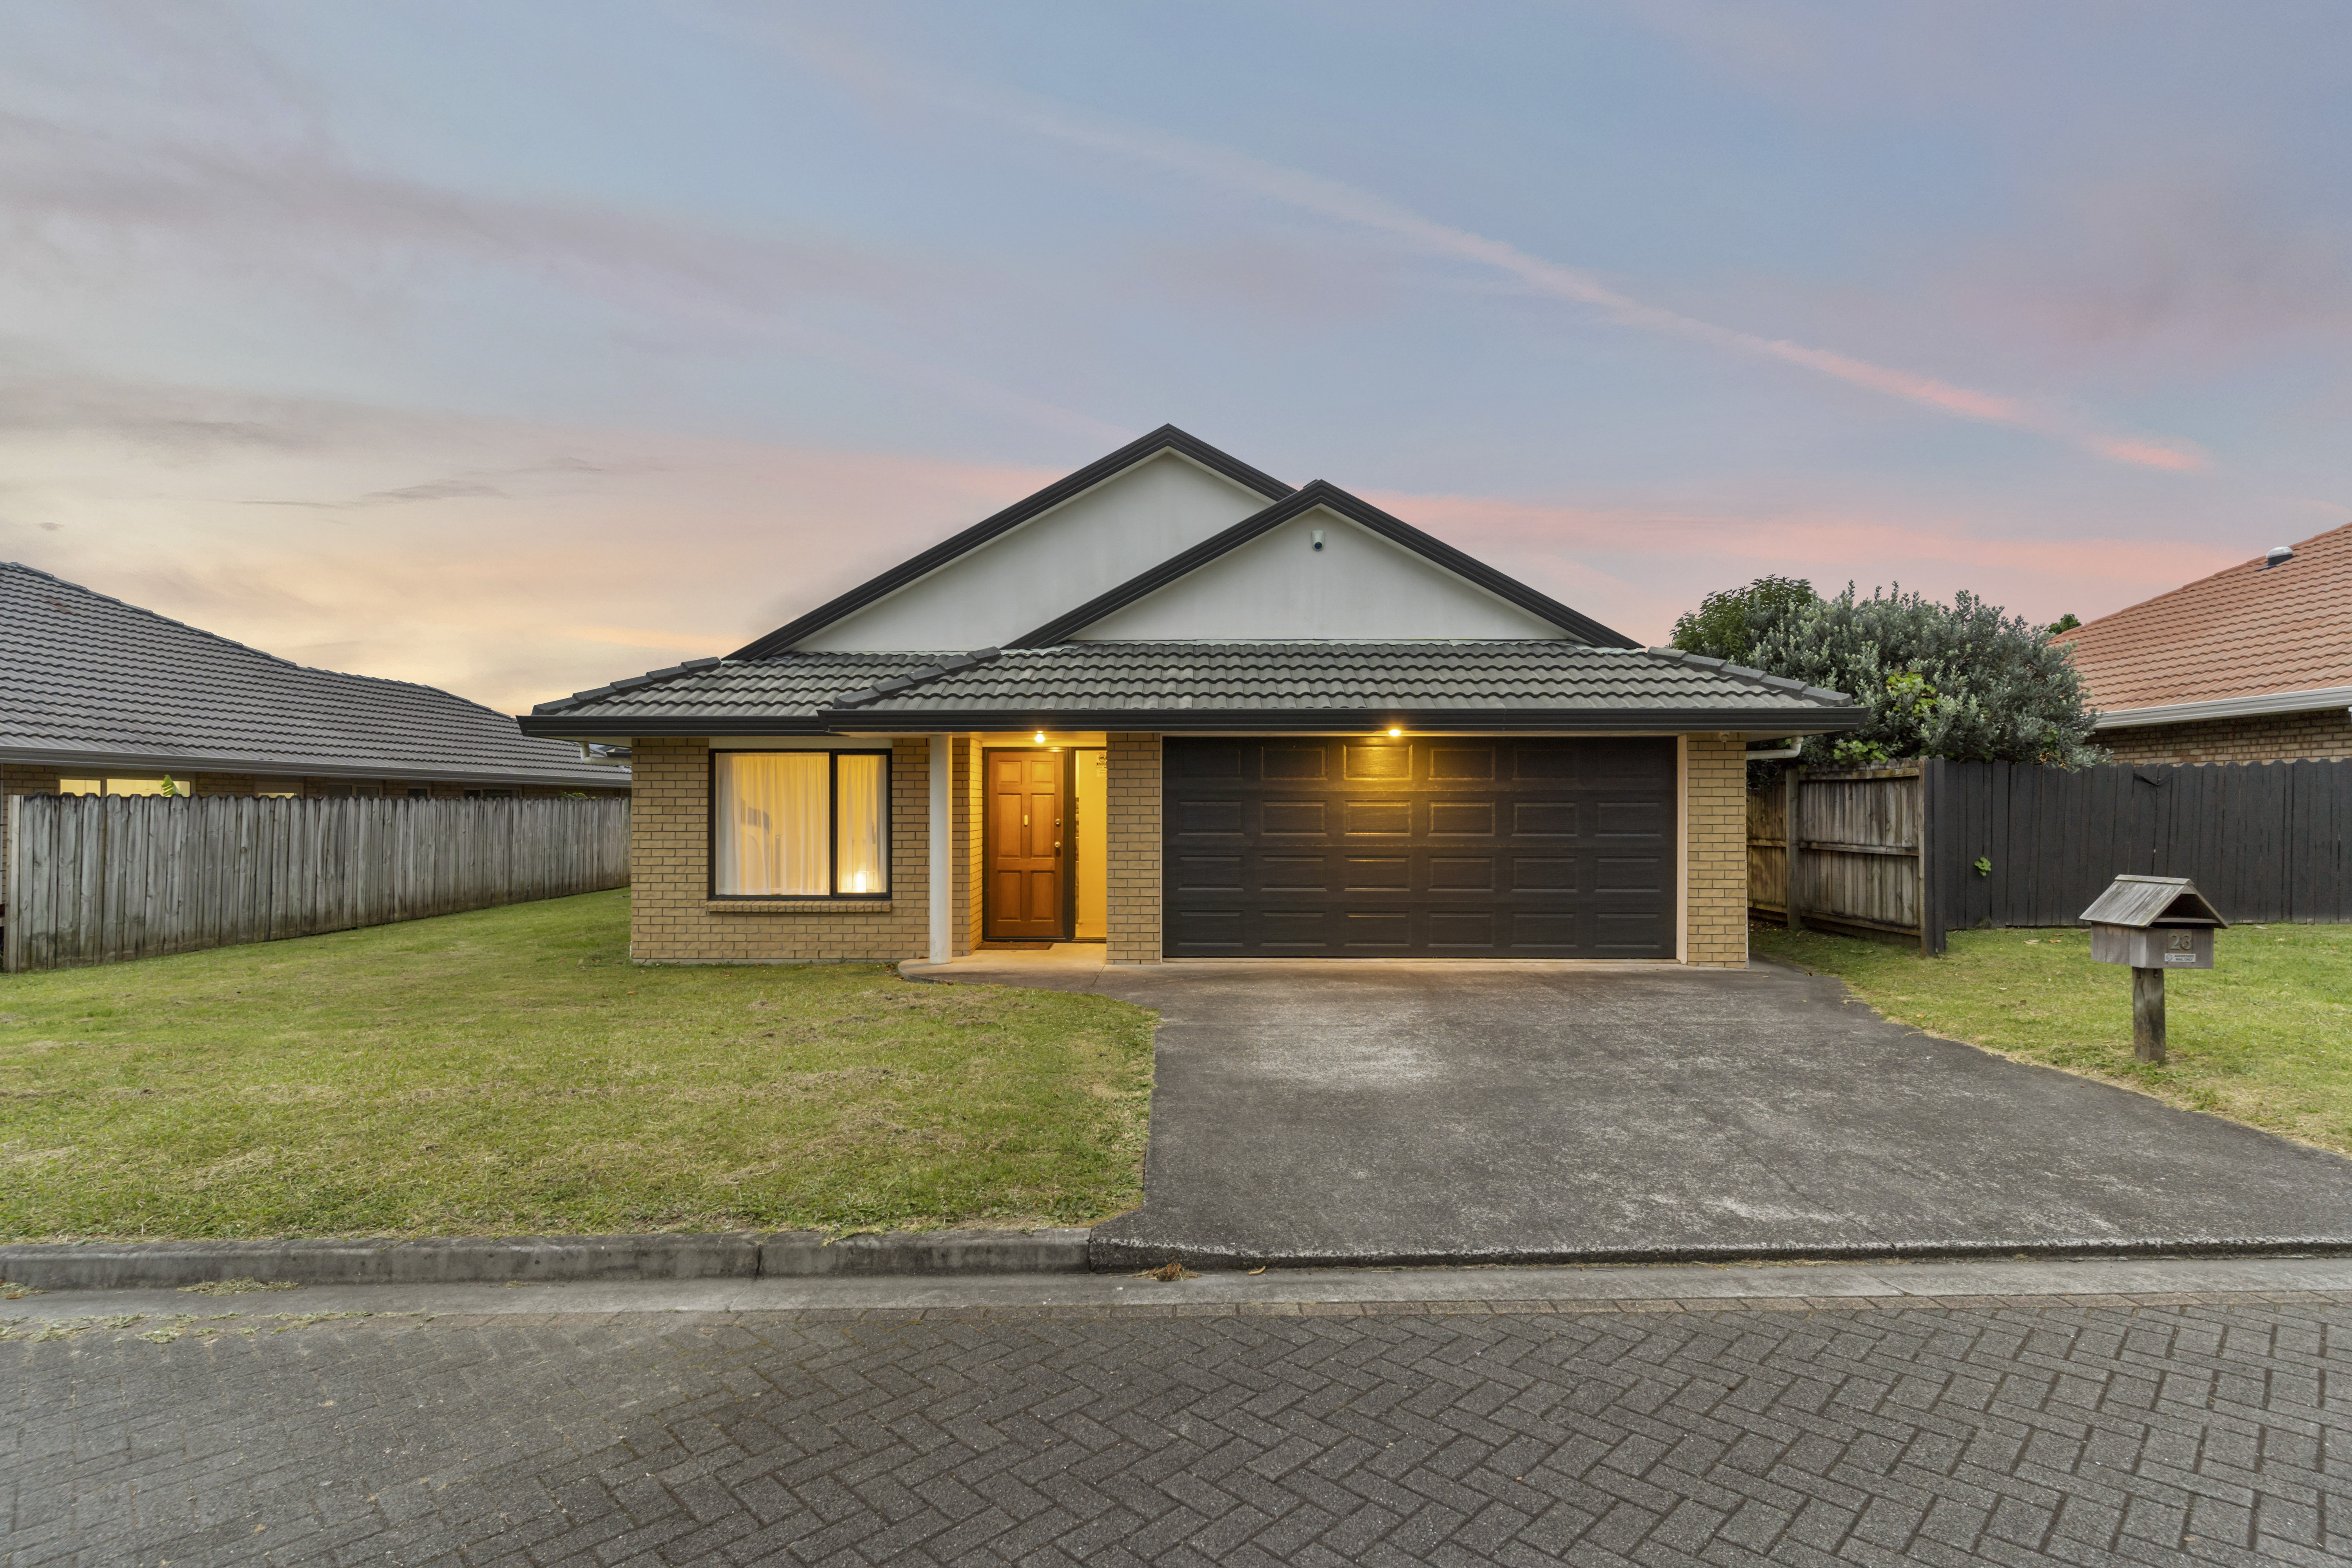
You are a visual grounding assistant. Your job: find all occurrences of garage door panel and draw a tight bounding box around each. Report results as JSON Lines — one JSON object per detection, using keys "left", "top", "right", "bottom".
{"left": 1428, "top": 801, "right": 1495, "bottom": 835}
{"left": 1428, "top": 857, "right": 1496, "bottom": 892}
{"left": 1512, "top": 800, "right": 1580, "bottom": 836}
{"left": 1164, "top": 737, "right": 1676, "bottom": 959}
{"left": 1429, "top": 745, "right": 1497, "bottom": 780}
{"left": 1261, "top": 801, "right": 1327, "bottom": 835}
{"left": 1170, "top": 854, "right": 1245, "bottom": 894}
{"left": 1261, "top": 746, "right": 1327, "bottom": 780}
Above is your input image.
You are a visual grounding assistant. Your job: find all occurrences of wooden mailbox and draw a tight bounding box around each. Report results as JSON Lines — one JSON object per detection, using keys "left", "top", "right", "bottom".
{"left": 2078, "top": 875, "right": 2227, "bottom": 1064}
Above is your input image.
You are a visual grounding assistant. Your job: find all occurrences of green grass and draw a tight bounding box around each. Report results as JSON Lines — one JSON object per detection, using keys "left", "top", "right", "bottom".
{"left": 0, "top": 891, "right": 1157, "bottom": 1242}
{"left": 1753, "top": 922, "right": 2352, "bottom": 1155}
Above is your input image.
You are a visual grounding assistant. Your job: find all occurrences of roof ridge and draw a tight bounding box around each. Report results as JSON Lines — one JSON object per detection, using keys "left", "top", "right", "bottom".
{"left": 1643, "top": 646, "right": 1852, "bottom": 705}
{"left": 828, "top": 648, "right": 1003, "bottom": 710}
{"left": 4, "top": 559, "right": 541, "bottom": 720}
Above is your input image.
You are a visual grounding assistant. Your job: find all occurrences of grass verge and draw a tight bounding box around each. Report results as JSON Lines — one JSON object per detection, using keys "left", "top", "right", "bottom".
{"left": 1752, "top": 922, "right": 2352, "bottom": 1156}
{"left": 0, "top": 890, "right": 1156, "bottom": 1241}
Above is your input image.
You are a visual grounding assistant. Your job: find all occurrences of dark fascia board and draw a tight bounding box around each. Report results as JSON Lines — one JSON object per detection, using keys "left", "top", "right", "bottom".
{"left": 725, "top": 425, "right": 1294, "bottom": 661}
{"left": 520, "top": 706, "right": 1863, "bottom": 738}
{"left": 1008, "top": 481, "right": 1640, "bottom": 650}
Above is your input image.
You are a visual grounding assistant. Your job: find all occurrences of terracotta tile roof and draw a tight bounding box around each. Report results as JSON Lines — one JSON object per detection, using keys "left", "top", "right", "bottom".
{"left": 2060, "top": 520, "right": 2352, "bottom": 713}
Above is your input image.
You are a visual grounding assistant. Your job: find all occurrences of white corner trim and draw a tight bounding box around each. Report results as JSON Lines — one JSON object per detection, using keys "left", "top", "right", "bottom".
{"left": 2093, "top": 686, "right": 2352, "bottom": 730}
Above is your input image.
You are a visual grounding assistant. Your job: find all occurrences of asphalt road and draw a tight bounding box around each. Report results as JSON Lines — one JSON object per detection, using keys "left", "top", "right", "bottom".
{"left": 7, "top": 1259, "right": 2348, "bottom": 1566}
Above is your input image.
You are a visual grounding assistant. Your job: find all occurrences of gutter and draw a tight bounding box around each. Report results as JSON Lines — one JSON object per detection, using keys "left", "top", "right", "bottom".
{"left": 2091, "top": 685, "right": 2352, "bottom": 730}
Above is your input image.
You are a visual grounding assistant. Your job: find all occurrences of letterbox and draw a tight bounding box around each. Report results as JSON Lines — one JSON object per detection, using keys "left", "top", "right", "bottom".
{"left": 2079, "top": 875, "right": 2227, "bottom": 970}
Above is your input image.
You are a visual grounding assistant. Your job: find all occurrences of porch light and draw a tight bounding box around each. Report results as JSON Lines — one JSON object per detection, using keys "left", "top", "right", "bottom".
{"left": 1387, "top": 728, "right": 1402, "bottom": 738}
{"left": 1034, "top": 730, "right": 1045, "bottom": 744}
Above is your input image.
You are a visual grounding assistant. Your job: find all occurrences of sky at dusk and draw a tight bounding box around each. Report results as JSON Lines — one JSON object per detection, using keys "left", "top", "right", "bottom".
{"left": 3, "top": 1, "right": 2348, "bottom": 716}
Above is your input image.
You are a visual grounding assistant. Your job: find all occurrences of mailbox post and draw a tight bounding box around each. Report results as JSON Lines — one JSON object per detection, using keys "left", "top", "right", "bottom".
{"left": 2079, "top": 875, "right": 2227, "bottom": 1065}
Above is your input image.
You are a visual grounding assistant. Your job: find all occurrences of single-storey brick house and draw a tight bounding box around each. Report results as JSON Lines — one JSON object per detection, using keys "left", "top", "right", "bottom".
{"left": 2061, "top": 520, "right": 2351, "bottom": 765}
{"left": 520, "top": 427, "right": 1860, "bottom": 966}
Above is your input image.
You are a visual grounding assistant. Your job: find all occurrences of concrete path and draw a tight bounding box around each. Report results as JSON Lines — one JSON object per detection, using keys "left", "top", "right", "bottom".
{"left": 908, "top": 955, "right": 2352, "bottom": 1269}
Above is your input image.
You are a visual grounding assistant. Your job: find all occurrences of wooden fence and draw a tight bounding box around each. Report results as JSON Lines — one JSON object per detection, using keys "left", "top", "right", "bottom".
{"left": 1748, "top": 764, "right": 1929, "bottom": 947}
{"left": 1750, "top": 758, "right": 2352, "bottom": 952}
{"left": 2, "top": 795, "right": 630, "bottom": 972}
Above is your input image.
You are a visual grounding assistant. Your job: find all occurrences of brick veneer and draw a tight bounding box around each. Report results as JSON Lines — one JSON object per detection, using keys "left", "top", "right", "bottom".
{"left": 626, "top": 736, "right": 930, "bottom": 964}
{"left": 2098, "top": 707, "right": 2352, "bottom": 765}
{"left": 1683, "top": 732, "right": 1748, "bottom": 968}
{"left": 1105, "top": 733, "right": 1162, "bottom": 964}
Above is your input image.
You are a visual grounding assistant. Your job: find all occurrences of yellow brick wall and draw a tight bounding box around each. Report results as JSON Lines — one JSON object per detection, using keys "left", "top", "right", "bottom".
{"left": 1683, "top": 732, "right": 1748, "bottom": 968}
{"left": 1105, "top": 732, "right": 1161, "bottom": 963}
{"left": 2098, "top": 708, "right": 2352, "bottom": 765}
{"left": 626, "top": 735, "right": 931, "bottom": 964}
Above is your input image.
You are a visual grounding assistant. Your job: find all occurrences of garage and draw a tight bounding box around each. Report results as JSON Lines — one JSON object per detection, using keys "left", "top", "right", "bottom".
{"left": 1161, "top": 735, "right": 1677, "bottom": 958}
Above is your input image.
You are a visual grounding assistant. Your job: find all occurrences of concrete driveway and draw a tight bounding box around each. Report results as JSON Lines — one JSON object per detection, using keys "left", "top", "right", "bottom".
{"left": 906, "top": 952, "right": 2352, "bottom": 1270}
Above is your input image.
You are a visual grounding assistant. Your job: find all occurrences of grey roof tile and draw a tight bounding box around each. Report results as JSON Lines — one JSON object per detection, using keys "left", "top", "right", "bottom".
{"left": 0, "top": 561, "right": 626, "bottom": 785}
{"left": 526, "top": 641, "right": 1859, "bottom": 728}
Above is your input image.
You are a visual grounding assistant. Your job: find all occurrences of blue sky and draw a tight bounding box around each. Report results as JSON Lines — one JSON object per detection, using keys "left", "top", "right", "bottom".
{"left": 2, "top": 1, "right": 2347, "bottom": 713}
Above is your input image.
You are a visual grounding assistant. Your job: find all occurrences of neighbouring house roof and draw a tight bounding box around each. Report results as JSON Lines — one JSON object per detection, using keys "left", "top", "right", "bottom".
{"left": 521, "top": 642, "right": 1859, "bottom": 736}
{"left": 2062, "top": 521, "right": 2352, "bottom": 729}
{"left": 0, "top": 561, "right": 626, "bottom": 787}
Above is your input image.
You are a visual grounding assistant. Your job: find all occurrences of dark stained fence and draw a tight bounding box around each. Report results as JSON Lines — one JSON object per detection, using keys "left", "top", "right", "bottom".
{"left": 1929, "top": 759, "right": 2352, "bottom": 933}
{"left": 1751, "top": 758, "right": 2352, "bottom": 950}
{"left": 2, "top": 795, "right": 630, "bottom": 972}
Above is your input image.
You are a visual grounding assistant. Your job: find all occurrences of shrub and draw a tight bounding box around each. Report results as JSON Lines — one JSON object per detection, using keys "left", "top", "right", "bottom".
{"left": 1673, "top": 577, "right": 2104, "bottom": 767}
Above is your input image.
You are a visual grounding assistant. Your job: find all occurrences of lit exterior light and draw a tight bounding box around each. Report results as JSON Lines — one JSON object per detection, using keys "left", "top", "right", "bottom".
{"left": 1387, "top": 728, "right": 1402, "bottom": 738}
{"left": 1033, "top": 730, "right": 1045, "bottom": 744}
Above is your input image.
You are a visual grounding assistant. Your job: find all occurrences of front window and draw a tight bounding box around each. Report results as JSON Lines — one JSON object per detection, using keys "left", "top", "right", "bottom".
{"left": 714, "top": 751, "right": 889, "bottom": 898}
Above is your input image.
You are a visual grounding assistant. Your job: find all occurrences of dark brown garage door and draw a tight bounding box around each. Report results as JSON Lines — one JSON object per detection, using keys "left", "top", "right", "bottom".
{"left": 1163, "top": 736, "right": 1677, "bottom": 958}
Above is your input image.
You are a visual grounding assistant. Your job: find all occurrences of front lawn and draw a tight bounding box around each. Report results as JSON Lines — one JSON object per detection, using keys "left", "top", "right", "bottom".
{"left": 0, "top": 891, "right": 1156, "bottom": 1241}
{"left": 1753, "top": 922, "right": 2352, "bottom": 1156}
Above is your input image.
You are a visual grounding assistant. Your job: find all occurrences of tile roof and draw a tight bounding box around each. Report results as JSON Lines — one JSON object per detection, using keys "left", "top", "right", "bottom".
{"left": 0, "top": 561, "right": 626, "bottom": 786}
{"left": 2061, "top": 521, "right": 2352, "bottom": 713}
{"left": 523, "top": 642, "right": 1857, "bottom": 733}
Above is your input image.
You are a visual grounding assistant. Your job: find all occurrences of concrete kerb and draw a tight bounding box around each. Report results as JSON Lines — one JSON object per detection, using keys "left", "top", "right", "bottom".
{"left": 0, "top": 1228, "right": 1093, "bottom": 1292}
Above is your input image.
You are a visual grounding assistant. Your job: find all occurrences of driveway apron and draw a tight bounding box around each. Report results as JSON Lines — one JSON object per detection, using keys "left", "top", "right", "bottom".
{"left": 922, "top": 956, "right": 2352, "bottom": 1269}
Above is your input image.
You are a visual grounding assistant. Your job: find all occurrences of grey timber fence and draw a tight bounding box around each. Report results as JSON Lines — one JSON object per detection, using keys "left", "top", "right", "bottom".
{"left": 1750, "top": 758, "right": 2352, "bottom": 953}
{"left": 1, "top": 795, "right": 630, "bottom": 972}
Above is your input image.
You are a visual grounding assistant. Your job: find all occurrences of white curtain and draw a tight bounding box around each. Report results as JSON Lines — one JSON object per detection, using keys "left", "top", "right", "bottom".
{"left": 834, "top": 753, "right": 886, "bottom": 895}
{"left": 716, "top": 753, "right": 828, "bottom": 895}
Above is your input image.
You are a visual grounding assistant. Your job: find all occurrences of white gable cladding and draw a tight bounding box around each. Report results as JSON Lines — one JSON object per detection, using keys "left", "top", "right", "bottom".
{"left": 796, "top": 453, "right": 1273, "bottom": 652}
{"left": 1073, "top": 509, "right": 1571, "bottom": 642}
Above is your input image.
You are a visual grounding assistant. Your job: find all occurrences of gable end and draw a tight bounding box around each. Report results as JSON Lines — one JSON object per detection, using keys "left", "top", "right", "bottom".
{"left": 729, "top": 425, "right": 1291, "bottom": 659}
{"left": 1008, "top": 481, "right": 1638, "bottom": 649}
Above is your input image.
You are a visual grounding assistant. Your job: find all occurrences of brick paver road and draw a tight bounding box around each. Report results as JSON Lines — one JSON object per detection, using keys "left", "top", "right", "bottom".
{"left": 4, "top": 1292, "right": 2347, "bottom": 1566}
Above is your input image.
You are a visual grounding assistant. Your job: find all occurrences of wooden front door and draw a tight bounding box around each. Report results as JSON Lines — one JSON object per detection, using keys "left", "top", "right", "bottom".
{"left": 986, "top": 750, "right": 1067, "bottom": 940}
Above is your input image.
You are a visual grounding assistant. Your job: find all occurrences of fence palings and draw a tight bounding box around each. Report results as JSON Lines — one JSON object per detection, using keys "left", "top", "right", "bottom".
{"left": 1751, "top": 758, "right": 2352, "bottom": 947}
{"left": 0, "top": 796, "right": 630, "bottom": 971}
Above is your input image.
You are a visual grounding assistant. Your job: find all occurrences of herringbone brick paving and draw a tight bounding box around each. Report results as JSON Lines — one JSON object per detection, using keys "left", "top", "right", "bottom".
{"left": 2, "top": 1294, "right": 2346, "bottom": 1566}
